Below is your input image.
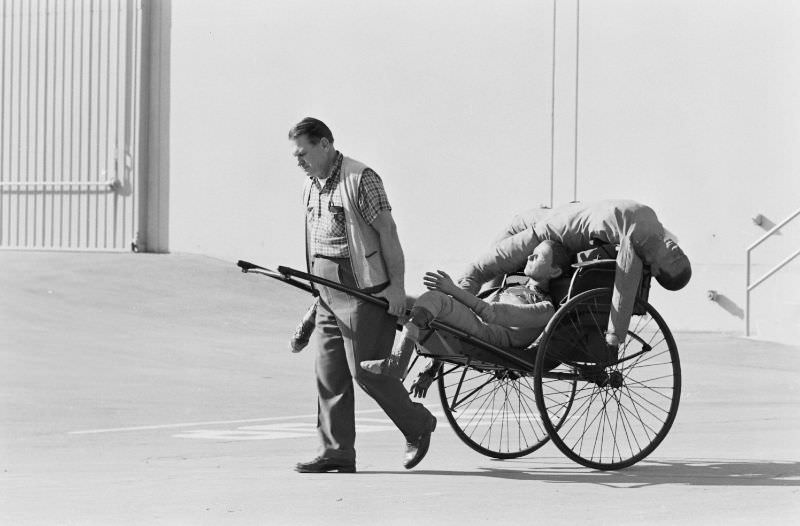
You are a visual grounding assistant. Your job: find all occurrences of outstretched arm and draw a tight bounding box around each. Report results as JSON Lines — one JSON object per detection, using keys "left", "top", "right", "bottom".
{"left": 457, "top": 228, "right": 540, "bottom": 293}
{"left": 606, "top": 235, "right": 642, "bottom": 346}
{"left": 371, "top": 210, "right": 407, "bottom": 317}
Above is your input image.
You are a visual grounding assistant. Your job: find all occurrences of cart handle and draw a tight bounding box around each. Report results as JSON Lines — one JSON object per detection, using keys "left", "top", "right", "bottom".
{"left": 236, "top": 260, "right": 316, "bottom": 295}
{"left": 236, "top": 259, "right": 538, "bottom": 368}
{"left": 279, "top": 265, "right": 393, "bottom": 309}
{"left": 236, "top": 260, "right": 392, "bottom": 309}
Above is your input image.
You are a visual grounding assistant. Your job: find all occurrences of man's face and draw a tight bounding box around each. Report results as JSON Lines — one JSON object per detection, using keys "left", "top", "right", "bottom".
{"left": 291, "top": 135, "right": 330, "bottom": 179}
{"left": 650, "top": 239, "right": 689, "bottom": 279}
{"left": 524, "top": 243, "right": 556, "bottom": 281}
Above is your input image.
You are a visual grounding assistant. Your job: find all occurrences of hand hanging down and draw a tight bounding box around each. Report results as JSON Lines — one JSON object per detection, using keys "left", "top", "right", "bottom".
{"left": 409, "top": 367, "right": 436, "bottom": 398}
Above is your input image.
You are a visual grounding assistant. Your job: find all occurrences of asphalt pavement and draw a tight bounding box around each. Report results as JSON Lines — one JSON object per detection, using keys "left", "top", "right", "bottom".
{"left": 1, "top": 252, "right": 798, "bottom": 525}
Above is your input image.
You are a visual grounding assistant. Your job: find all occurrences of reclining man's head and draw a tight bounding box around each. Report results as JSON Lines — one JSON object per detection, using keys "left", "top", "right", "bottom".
{"left": 651, "top": 239, "right": 692, "bottom": 291}
{"left": 524, "top": 240, "right": 571, "bottom": 285}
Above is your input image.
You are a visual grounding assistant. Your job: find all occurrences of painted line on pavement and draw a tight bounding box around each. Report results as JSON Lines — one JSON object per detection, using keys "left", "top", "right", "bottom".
{"left": 69, "top": 404, "right": 440, "bottom": 435}
{"left": 173, "top": 419, "right": 400, "bottom": 441}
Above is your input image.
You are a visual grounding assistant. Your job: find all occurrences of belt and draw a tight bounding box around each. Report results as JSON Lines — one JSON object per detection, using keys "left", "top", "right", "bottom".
{"left": 313, "top": 254, "right": 350, "bottom": 262}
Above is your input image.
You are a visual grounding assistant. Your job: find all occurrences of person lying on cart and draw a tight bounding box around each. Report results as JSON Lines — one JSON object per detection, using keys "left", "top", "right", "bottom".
{"left": 396, "top": 199, "right": 693, "bottom": 396}
{"left": 459, "top": 199, "right": 692, "bottom": 349}
{"left": 359, "top": 240, "right": 572, "bottom": 380}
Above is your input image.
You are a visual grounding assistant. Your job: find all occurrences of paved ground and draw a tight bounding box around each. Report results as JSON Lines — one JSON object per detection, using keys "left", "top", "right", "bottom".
{"left": 1, "top": 252, "right": 799, "bottom": 525}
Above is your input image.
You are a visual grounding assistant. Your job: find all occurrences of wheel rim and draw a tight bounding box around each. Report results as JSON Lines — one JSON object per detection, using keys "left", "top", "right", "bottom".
{"left": 534, "top": 288, "right": 681, "bottom": 470}
{"left": 437, "top": 359, "right": 565, "bottom": 459}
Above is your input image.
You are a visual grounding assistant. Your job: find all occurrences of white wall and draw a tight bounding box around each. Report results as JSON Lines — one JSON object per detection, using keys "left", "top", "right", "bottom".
{"left": 574, "top": 0, "right": 800, "bottom": 341}
{"left": 167, "top": 0, "right": 799, "bottom": 343}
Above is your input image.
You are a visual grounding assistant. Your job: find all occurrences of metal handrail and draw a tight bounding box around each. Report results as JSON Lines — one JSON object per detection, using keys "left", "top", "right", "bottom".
{"left": 745, "top": 206, "right": 800, "bottom": 336}
{"left": 0, "top": 180, "right": 113, "bottom": 187}
{"left": 0, "top": 179, "right": 120, "bottom": 190}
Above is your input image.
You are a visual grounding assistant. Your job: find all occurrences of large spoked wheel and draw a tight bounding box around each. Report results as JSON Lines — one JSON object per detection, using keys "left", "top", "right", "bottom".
{"left": 436, "top": 357, "right": 575, "bottom": 459}
{"left": 533, "top": 288, "right": 681, "bottom": 470}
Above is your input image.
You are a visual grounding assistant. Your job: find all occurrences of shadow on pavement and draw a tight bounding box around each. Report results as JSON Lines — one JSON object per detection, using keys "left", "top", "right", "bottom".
{"left": 363, "top": 459, "right": 800, "bottom": 487}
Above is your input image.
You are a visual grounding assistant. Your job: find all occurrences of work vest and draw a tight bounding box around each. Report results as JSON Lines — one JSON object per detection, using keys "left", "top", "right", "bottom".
{"left": 304, "top": 156, "right": 389, "bottom": 290}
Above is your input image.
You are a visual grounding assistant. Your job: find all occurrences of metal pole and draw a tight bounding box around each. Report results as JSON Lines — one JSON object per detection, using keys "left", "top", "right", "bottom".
{"left": 0, "top": 180, "right": 118, "bottom": 188}
{"left": 745, "top": 205, "right": 800, "bottom": 338}
{"left": 136, "top": 0, "right": 151, "bottom": 252}
{"left": 747, "top": 207, "right": 800, "bottom": 252}
{"left": 748, "top": 248, "right": 800, "bottom": 292}
{"left": 548, "top": 0, "right": 556, "bottom": 209}
{"left": 573, "top": 0, "right": 580, "bottom": 203}
{"left": 745, "top": 250, "right": 751, "bottom": 337}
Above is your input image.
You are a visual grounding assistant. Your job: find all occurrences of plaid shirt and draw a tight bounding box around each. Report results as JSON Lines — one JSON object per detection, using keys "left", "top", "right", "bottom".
{"left": 307, "top": 152, "right": 392, "bottom": 257}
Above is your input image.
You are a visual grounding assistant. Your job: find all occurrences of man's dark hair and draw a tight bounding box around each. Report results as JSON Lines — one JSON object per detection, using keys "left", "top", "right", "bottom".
{"left": 541, "top": 239, "right": 572, "bottom": 277}
{"left": 288, "top": 117, "right": 334, "bottom": 145}
{"left": 655, "top": 265, "right": 692, "bottom": 291}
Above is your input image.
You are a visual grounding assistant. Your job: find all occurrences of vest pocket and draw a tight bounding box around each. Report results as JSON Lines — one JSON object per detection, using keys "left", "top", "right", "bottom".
{"left": 329, "top": 205, "right": 345, "bottom": 225}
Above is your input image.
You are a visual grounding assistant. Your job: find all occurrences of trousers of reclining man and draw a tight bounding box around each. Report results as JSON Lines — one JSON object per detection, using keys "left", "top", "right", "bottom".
{"left": 413, "top": 283, "right": 555, "bottom": 352}
{"left": 458, "top": 200, "right": 666, "bottom": 343}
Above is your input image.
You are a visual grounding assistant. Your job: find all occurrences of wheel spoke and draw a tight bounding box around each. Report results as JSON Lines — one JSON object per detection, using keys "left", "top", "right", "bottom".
{"left": 534, "top": 288, "right": 681, "bottom": 470}
{"left": 439, "top": 363, "right": 552, "bottom": 458}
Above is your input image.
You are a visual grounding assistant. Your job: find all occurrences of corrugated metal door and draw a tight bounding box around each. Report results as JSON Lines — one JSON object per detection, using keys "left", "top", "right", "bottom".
{"left": 0, "top": 0, "right": 143, "bottom": 251}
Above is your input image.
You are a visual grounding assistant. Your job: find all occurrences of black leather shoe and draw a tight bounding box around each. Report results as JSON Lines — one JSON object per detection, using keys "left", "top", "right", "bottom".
{"left": 403, "top": 413, "right": 437, "bottom": 470}
{"left": 295, "top": 456, "right": 356, "bottom": 473}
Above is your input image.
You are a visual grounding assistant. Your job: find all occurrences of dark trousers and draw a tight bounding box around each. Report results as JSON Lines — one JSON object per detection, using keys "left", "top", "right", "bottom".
{"left": 311, "top": 256, "right": 431, "bottom": 461}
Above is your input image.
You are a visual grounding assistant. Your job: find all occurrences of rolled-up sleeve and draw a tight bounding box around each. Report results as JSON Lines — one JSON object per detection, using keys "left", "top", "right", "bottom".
{"left": 357, "top": 169, "right": 391, "bottom": 225}
{"left": 457, "top": 228, "right": 541, "bottom": 294}
{"left": 608, "top": 235, "right": 643, "bottom": 342}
